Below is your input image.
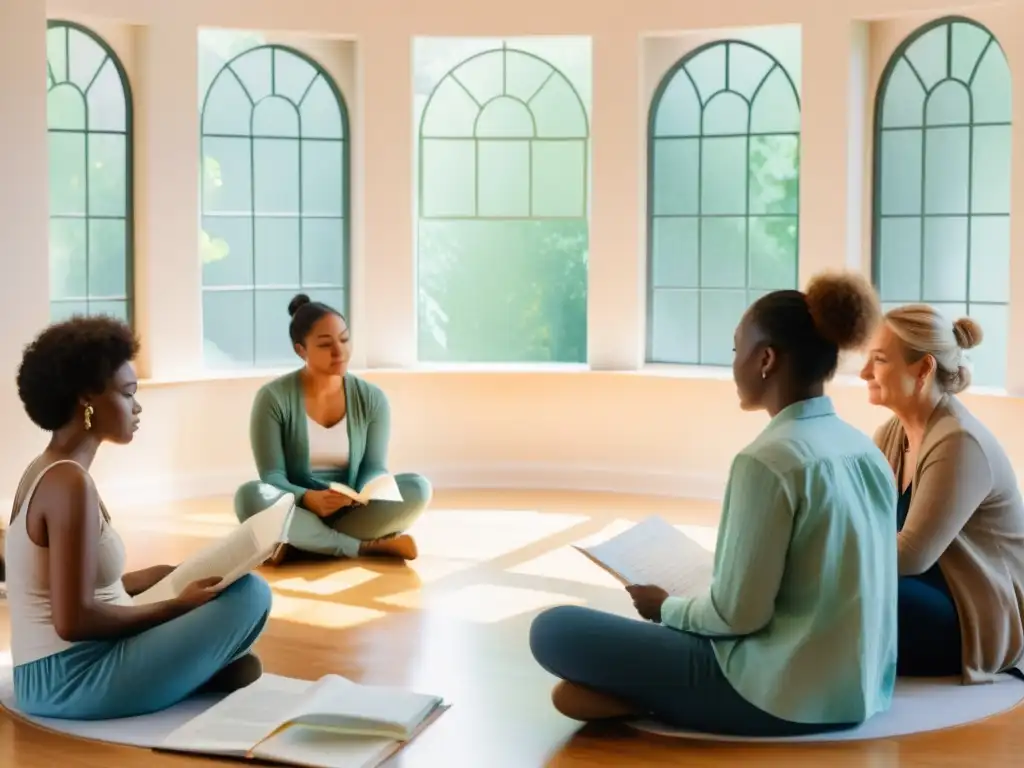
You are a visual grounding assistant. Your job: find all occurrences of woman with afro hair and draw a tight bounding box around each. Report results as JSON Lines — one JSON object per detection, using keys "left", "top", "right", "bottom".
{"left": 5, "top": 316, "right": 272, "bottom": 720}
{"left": 530, "top": 272, "right": 899, "bottom": 737}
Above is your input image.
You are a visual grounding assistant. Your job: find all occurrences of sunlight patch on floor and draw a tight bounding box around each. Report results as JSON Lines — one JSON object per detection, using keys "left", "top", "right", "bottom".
{"left": 506, "top": 547, "right": 624, "bottom": 588}
{"left": 409, "top": 509, "right": 589, "bottom": 561}
{"left": 270, "top": 566, "right": 381, "bottom": 596}
{"left": 269, "top": 594, "right": 387, "bottom": 629}
{"left": 377, "top": 583, "right": 586, "bottom": 623}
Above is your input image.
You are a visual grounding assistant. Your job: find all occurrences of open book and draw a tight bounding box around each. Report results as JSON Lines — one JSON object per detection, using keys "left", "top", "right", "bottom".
{"left": 134, "top": 493, "right": 295, "bottom": 606}
{"left": 159, "top": 673, "right": 447, "bottom": 768}
{"left": 574, "top": 516, "right": 715, "bottom": 597}
{"left": 329, "top": 474, "right": 403, "bottom": 505}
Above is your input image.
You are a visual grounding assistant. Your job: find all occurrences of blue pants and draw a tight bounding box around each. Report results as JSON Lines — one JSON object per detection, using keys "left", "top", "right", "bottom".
{"left": 234, "top": 474, "right": 431, "bottom": 559}
{"left": 530, "top": 606, "right": 854, "bottom": 737}
{"left": 13, "top": 574, "right": 272, "bottom": 720}
{"left": 897, "top": 575, "right": 962, "bottom": 677}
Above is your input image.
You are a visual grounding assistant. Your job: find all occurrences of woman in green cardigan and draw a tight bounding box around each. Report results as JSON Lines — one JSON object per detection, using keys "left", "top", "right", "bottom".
{"left": 234, "top": 294, "right": 432, "bottom": 565}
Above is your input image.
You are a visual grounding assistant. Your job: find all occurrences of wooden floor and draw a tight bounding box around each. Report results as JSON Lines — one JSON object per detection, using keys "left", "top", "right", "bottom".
{"left": 1, "top": 488, "right": 1022, "bottom": 767}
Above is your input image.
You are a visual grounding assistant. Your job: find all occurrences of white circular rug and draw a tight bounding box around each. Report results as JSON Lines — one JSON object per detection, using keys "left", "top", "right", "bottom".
{"left": 629, "top": 675, "right": 1024, "bottom": 742}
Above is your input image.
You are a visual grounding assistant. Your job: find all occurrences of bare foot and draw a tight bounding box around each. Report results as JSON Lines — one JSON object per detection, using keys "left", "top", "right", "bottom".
{"left": 358, "top": 534, "right": 418, "bottom": 561}
{"left": 199, "top": 653, "right": 263, "bottom": 694}
{"left": 551, "top": 681, "right": 639, "bottom": 721}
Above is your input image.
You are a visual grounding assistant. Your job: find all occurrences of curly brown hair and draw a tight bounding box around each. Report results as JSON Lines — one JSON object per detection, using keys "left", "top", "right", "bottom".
{"left": 17, "top": 315, "right": 139, "bottom": 431}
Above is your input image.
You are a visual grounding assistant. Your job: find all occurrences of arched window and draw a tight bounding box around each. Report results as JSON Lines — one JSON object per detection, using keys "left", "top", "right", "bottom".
{"left": 200, "top": 45, "right": 350, "bottom": 368}
{"left": 873, "top": 18, "right": 1011, "bottom": 387}
{"left": 647, "top": 40, "right": 800, "bottom": 366}
{"left": 417, "top": 43, "right": 589, "bottom": 363}
{"left": 47, "top": 21, "right": 133, "bottom": 325}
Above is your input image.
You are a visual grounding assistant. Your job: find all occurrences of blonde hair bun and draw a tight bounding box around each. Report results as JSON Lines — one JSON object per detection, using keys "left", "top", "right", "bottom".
{"left": 952, "top": 317, "right": 983, "bottom": 350}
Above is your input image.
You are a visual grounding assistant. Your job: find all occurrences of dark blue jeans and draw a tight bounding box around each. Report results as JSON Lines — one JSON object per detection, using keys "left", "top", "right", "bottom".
{"left": 897, "top": 576, "right": 962, "bottom": 677}
{"left": 529, "top": 605, "right": 854, "bottom": 737}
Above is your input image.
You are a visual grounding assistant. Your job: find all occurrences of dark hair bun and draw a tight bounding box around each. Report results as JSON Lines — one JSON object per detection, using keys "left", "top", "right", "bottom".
{"left": 287, "top": 293, "right": 312, "bottom": 318}
{"left": 952, "top": 317, "right": 983, "bottom": 350}
{"left": 804, "top": 272, "right": 880, "bottom": 351}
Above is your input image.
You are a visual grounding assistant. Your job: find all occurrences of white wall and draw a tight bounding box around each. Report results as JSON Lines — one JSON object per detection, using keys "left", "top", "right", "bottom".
{"left": 2, "top": 0, "right": 1024, "bottom": 511}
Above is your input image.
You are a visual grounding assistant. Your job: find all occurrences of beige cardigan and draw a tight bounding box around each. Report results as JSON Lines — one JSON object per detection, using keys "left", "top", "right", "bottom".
{"left": 874, "top": 395, "right": 1024, "bottom": 683}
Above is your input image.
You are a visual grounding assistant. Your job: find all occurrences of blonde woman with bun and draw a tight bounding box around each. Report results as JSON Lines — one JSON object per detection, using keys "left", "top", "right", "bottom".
{"left": 530, "top": 273, "right": 898, "bottom": 736}
{"left": 861, "top": 305, "right": 1024, "bottom": 681}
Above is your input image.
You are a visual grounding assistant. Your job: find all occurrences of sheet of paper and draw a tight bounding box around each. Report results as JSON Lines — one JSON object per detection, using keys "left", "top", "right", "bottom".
{"left": 134, "top": 494, "right": 293, "bottom": 605}
{"left": 575, "top": 516, "right": 714, "bottom": 597}
{"left": 293, "top": 674, "right": 441, "bottom": 738}
{"left": 330, "top": 475, "right": 403, "bottom": 504}
{"left": 160, "top": 674, "right": 312, "bottom": 755}
{"left": 255, "top": 727, "right": 395, "bottom": 768}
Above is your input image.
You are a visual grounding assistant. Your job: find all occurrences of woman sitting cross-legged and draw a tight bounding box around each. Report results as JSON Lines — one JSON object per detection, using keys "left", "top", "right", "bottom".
{"left": 861, "top": 305, "right": 1024, "bottom": 681}
{"left": 235, "top": 294, "right": 432, "bottom": 566}
{"left": 530, "top": 273, "right": 899, "bottom": 737}
{"left": 7, "top": 317, "right": 271, "bottom": 720}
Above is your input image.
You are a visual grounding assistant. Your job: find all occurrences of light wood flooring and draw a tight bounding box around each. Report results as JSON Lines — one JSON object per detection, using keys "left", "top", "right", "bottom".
{"left": 1, "top": 488, "right": 1021, "bottom": 766}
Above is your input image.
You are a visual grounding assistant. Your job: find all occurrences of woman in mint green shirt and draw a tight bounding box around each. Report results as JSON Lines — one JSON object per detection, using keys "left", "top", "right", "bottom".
{"left": 235, "top": 294, "right": 432, "bottom": 565}
{"left": 530, "top": 273, "right": 899, "bottom": 736}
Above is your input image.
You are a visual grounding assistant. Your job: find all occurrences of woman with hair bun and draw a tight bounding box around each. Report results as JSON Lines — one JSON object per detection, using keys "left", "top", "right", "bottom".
{"left": 530, "top": 273, "right": 898, "bottom": 736}
{"left": 234, "top": 294, "right": 432, "bottom": 565}
{"left": 861, "top": 305, "right": 1024, "bottom": 681}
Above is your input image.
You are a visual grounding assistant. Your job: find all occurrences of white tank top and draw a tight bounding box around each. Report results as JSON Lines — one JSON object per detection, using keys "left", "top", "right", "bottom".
{"left": 307, "top": 415, "right": 350, "bottom": 471}
{"left": 4, "top": 460, "right": 132, "bottom": 666}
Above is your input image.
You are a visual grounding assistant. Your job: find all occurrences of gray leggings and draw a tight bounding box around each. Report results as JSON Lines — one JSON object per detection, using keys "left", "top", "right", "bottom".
{"left": 529, "top": 605, "right": 855, "bottom": 737}
{"left": 234, "top": 474, "right": 431, "bottom": 558}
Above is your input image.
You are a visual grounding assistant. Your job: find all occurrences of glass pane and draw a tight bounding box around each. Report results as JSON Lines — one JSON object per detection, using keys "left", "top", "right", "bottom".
{"left": 966, "top": 303, "right": 1006, "bottom": 388}
{"left": 701, "top": 290, "right": 748, "bottom": 366}
{"left": 748, "top": 135, "right": 799, "bottom": 215}
{"left": 300, "top": 75, "right": 345, "bottom": 139}
{"left": 305, "top": 288, "right": 347, "bottom": 318}
{"left": 650, "top": 289, "right": 698, "bottom": 363}
{"left": 684, "top": 45, "right": 725, "bottom": 103}
{"left": 728, "top": 44, "right": 774, "bottom": 101}
{"left": 421, "top": 77, "right": 479, "bottom": 138}
{"left": 702, "top": 92, "right": 747, "bottom": 137}
{"left": 700, "top": 217, "right": 746, "bottom": 288}
{"left": 420, "top": 139, "right": 476, "bottom": 217}
{"left": 450, "top": 51, "right": 503, "bottom": 104}
{"left": 255, "top": 289, "right": 296, "bottom": 366}
{"left": 922, "top": 217, "right": 967, "bottom": 302}
{"left": 253, "top": 217, "right": 299, "bottom": 285}
{"left": 51, "top": 301, "right": 88, "bottom": 322}
{"left": 749, "top": 67, "right": 799, "bottom": 134}
{"left": 923, "top": 127, "right": 968, "bottom": 215}
{"left": 86, "top": 58, "right": 126, "bottom": 132}
{"left": 48, "top": 85, "right": 85, "bottom": 131}
{"left": 969, "top": 216, "right": 1009, "bottom": 304}
{"left": 925, "top": 81, "right": 969, "bottom": 126}
{"left": 476, "top": 97, "right": 534, "bottom": 138}
{"left": 302, "top": 218, "right": 346, "bottom": 286}
{"left": 254, "top": 138, "right": 299, "bottom": 214}
{"left": 231, "top": 48, "right": 272, "bottom": 102}
{"left": 972, "top": 125, "right": 1010, "bottom": 215}
{"left": 650, "top": 217, "right": 698, "bottom": 288}
{"left": 203, "top": 289, "right": 254, "bottom": 368}
{"left": 88, "top": 133, "right": 126, "bottom": 217}
{"left": 971, "top": 43, "right": 1010, "bottom": 124}
{"left": 879, "top": 129, "right": 922, "bottom": 215}
{"left": 529, "top": 74, "right": 588, "bottom": 139}
{"left": 50, "top": 219, "right": 87, "bottom": 299}
{"left": 252, "top": 97, "right": 299, "bottom": 137}
{"left": 877, "top": 217, "right": 922, "bottom": 302}
{"left": 302, "top": 140, "right": 344, "bottom": 216}
{"left": 653, "top": 68, "right": 700, "bottom": 137}
{"left": 274, "top": 50, "right": 317, "bottom": 104}
{"left": 201, "top": 215, "right": 253, "bottom": 286}
{"left": 478, "top": 140, "right": 530, "bottom": 217}
{"left": 505, "top": 50, "right": 552, "bottom": 104}
{"left": 905, "top": 25, "right": 948, "bottom": 91}
{"left": 652, "top": 138, "right": 698, "bottom": 216}
{"left": 749, "top": 216, "right": 797, "bottom": 291}
{"left": 49, "top": 132, "right": 86, "bottom": 215}
{"left": 950, "top": 22, "right": 989, "bottom": 83}
{"left": 202, "top": 137, "right": 253, "bottom": 213}
{"left": 701, "top": 137, "right": 746, "bottom": 215}
{"left": 531, "top": 141, "right": 586, "bottom": 218}
{"left": 88, "top": 219, "right": 127, "bottom": 297}
{"left": 880, "top": 59, "right": 925, "bottom": 129}
{"left": 203, "top": 71, "right": 253, "bottom": 136}
{"left": 68, "top": 29, "right": 106, "bottom": 87}
{"left": 88, "top": 299, "right": 127, "bottom": 322}
{"left": 47, "top": 26, "right": 68, "bottom": 83}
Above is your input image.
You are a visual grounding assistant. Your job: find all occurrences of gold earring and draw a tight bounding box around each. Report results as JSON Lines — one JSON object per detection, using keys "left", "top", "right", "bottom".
{"left": 84, "top": 404, "right": 94, "bottom": 431}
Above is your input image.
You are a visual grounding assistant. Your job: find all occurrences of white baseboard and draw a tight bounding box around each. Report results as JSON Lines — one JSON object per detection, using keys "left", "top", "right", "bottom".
{"left": 1, "top": 463, "right": 727, "bottom": 520}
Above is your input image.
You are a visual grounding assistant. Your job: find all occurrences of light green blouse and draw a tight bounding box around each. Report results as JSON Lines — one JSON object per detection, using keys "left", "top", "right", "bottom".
{"left": 661, "top": 397, "right": 899, "bottom": 725}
